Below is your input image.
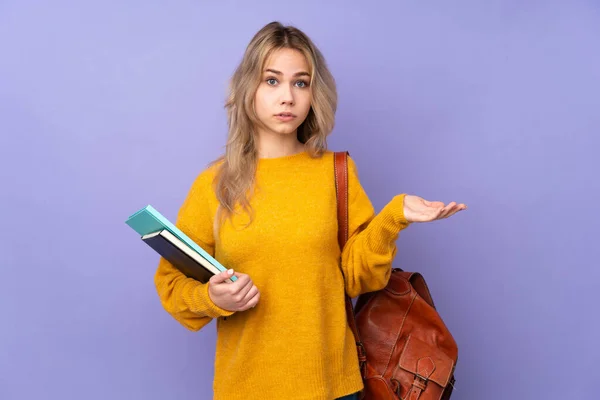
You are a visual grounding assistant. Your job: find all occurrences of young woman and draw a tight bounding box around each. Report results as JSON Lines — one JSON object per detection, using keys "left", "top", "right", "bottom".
{"left": 154, "top": 21, "right": 466, "bottom": 400}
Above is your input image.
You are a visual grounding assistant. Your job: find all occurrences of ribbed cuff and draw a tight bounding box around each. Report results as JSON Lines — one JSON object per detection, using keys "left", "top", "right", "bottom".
{"left": 365, "top": 194, "right": 410, "bottom": 255}
{"left": 380, "top": 193, "right": 410, "bottom": 228}
{"left": 190, "top": 282, "right": 235, "bottom": 318}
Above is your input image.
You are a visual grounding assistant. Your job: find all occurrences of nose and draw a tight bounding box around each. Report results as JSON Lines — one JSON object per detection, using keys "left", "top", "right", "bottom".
{"left": 279, "top": 84, "right": 295, "bottom": 106}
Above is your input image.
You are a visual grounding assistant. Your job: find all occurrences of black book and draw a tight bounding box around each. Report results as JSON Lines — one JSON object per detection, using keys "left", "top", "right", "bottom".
{"left": 142, "top": 229, "right": 232, "bottom": 284}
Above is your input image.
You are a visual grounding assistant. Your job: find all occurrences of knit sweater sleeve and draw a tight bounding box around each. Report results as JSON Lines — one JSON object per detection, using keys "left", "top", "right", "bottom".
{"left": 340, "top": 157, "right": 411, "bottom": 298}
{"left": 154, "top": 169, "right": 234, "bottom": 331}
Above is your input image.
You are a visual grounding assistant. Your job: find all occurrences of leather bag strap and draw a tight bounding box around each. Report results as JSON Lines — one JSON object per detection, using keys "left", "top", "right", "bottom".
{"left": 334, "top": 151, "right": 367, "bottom": 376}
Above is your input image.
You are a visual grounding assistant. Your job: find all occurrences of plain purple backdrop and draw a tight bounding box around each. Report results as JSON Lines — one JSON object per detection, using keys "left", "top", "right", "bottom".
{"left": 1, "top": 1, "right": 599, "bottom": 399}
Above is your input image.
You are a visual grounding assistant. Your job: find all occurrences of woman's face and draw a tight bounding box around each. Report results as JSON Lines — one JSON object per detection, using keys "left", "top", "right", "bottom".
{"left": 253, "top": 48, "right": 312, "bottom": 139}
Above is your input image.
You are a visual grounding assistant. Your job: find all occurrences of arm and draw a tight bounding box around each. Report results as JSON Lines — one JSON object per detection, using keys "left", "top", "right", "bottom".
{"left": 154, "top": 170, "right": 234, "bottom": 331}
{"left": 340, "top": 157, "right": 411, "bottom": 298}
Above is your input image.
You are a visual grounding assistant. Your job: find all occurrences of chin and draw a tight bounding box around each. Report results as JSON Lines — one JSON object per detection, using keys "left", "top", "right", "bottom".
{"left": 271, "top": 125, "right": 300, "bottom": 136}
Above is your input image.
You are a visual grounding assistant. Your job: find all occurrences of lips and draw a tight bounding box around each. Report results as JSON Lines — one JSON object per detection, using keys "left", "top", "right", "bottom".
{"left": 276, "top": 112, "right": 296, "bottom": 117}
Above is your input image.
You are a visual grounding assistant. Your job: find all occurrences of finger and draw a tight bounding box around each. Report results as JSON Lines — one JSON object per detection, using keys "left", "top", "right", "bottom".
{"left": 441, "top": 203, "right": 466, "bottom": 219}
{"left": 233, "top": 279, "right": 255, "bottom": 304}
{"left": 229, "top": 274, "right": 251, "bottom": 294}
{"left": 449, "top": 204, "right": 468, "bottom": 218}
{"left": 239, "top": 289, "right": 260, "bottom": 311}
{"left": 437, "top": 202, "right": 456, "bottom": 219}
{"left": 209, "top": 269, "right": 235, "bottom": 285}
{"left": 437, "top": 202, "right": 453, "bottom": 216}
{"left": 241, "top": 285, "right": 259, "bottom": 307}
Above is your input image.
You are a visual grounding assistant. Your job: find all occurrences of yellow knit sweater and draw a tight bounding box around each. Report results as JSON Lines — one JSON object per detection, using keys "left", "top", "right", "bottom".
{"left": 154, "top": 150, "right": 410, "bottom": 400}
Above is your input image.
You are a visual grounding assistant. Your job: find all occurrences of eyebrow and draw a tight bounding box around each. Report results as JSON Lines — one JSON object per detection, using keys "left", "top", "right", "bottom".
{"left": 265, "top": 68, "right": 311, "bottom": 78}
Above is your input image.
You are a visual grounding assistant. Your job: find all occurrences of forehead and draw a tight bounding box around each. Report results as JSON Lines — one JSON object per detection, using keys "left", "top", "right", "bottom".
{"left": 263, "top": 48, "right": 310, "bottom": 73}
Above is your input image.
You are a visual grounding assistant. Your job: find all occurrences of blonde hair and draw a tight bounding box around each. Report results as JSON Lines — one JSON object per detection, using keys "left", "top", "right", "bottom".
{"left": 211, "top": 21, "right": 337, "bottom": 229}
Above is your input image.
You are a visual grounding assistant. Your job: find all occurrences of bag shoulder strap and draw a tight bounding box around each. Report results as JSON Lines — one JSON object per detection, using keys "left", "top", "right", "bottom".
{"left": 334, "top": 151, "right": 350, "bottom": 249}
{"left": 334, "top": 151, "right": 367, "bottom": 374}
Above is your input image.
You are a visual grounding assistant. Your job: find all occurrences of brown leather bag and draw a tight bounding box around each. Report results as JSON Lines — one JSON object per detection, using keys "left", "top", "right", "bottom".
{"left": 334, "top": 152, "right": 458, "bottom": 400}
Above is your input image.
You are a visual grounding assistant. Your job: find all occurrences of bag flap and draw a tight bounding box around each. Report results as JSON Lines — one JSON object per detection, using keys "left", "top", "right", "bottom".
{"left": 397, "top": 335, "right": 455, "bottom": 387}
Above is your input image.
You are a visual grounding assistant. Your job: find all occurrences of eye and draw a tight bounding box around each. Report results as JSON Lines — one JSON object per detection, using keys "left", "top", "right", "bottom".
{"left": 266, "top": 78, "right": 278, "bottom": 85}
{"left": 295, "top": 80, "right": 308, "bottom": 88}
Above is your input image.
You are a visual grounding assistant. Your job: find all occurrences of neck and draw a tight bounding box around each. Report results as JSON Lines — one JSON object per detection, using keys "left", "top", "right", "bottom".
{"left": 255, "top": 130, "right": 305, "bottom": 159}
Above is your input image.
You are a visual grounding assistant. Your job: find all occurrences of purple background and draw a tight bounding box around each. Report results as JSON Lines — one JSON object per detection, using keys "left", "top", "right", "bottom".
{"left": 1, "top": 1, "right": 599, "bottom": 399}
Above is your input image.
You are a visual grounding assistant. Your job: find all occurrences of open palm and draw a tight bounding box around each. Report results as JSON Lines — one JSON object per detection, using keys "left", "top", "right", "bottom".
{"left": 403, "top": 194, "right": 467, "bottom": 223}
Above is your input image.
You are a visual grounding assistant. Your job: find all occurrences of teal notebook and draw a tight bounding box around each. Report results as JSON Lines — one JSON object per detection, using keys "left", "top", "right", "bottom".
{"left": 125, "top": 204, "right": 237, "bottom": 282}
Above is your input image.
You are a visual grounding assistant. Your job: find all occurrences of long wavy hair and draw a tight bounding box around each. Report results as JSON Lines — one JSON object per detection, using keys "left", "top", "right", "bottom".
{"left": 211, "top": 21, "right": 338, "bottom": 230}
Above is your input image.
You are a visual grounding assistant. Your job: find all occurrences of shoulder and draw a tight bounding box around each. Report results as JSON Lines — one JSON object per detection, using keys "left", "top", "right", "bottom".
{"left": 187, "top": 159, "right": 223, "bottom": 195}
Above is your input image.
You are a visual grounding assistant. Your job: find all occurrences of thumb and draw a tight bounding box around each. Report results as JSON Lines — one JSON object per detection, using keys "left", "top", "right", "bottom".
{"left": 210, "top": 268, "right": 235, "bottom": 285}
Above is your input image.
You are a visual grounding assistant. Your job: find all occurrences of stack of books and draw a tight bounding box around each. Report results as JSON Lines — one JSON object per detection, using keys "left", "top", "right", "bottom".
{"left": 125, "top": 205, "right": 236, "bottom": 283}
